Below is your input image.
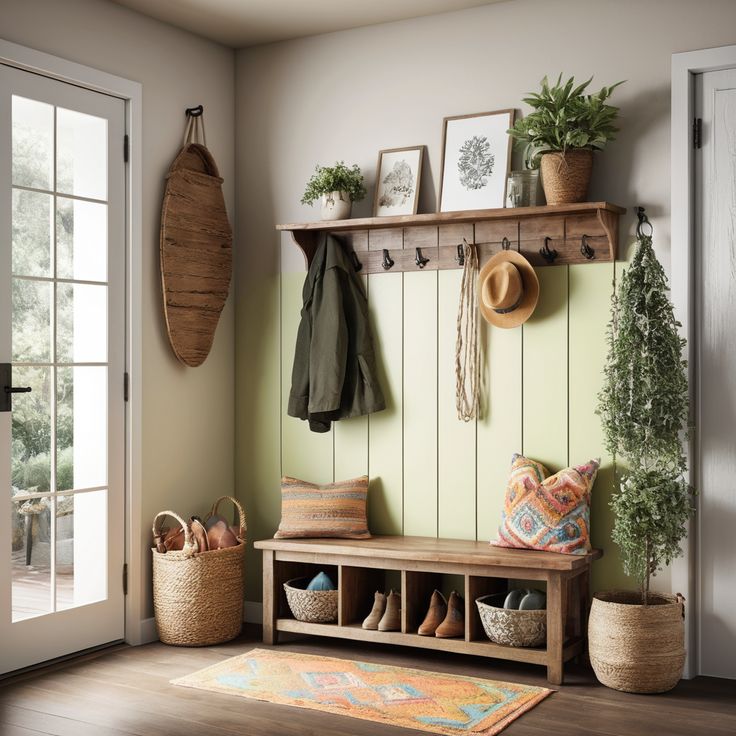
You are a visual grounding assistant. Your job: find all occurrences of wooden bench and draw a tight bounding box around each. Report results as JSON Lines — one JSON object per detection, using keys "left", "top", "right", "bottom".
{"left": 254, "top": 535, "right": 602, "bottom": 685}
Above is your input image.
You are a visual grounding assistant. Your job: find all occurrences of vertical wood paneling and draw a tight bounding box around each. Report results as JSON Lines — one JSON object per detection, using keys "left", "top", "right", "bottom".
{"left": 403, "top": 270, "right": 438, "bottom": 537}
{"left": 438, "top": 268, "right": 476, "bottom": 540}
{"left": 280, "top": 271, "right": 333, "bottom": 483}
{"left": 522, "top": 266, "right": 569, "bottom": 469}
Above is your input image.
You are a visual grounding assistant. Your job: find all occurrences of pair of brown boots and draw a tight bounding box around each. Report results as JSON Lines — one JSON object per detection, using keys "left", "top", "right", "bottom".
{"left": 362, "top": 590, "right": 401, "bottom": 631}
{"left": 418, "top": 590, "right": 464, "bottom": 638}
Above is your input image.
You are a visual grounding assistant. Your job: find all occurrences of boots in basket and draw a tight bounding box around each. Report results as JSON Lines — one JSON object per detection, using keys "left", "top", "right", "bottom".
{"left": 418, "top": 589, "right": 448, "bottom": 636}
{"left": 435, "top": 590, "right": 465, "bottom": 638}
{"left": 378, "top": 590, "right": 401, "bottom": 632}
{"left": 362, "top": 591, "right": 387, "bottom": 630}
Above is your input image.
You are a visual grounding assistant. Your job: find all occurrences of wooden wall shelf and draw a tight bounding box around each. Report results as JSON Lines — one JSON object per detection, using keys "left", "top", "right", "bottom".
{"left": 277, "top": 202, "right": 625, "bottom": 274}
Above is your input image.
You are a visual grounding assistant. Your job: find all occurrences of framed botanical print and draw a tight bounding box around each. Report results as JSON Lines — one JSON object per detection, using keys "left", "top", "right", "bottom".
{"left": 439, "top": 110, "right": 514, "bottom": 212}
{"left": 373, "top": 145, "right": 424, "bottom": 217}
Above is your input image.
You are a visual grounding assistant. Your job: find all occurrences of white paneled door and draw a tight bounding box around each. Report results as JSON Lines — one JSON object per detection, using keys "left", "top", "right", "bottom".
{"left": 0, "top": 64, "right": 125, "bottom": 674}
{"left": 695, "top": 68, "right": 736, "bottom": 680}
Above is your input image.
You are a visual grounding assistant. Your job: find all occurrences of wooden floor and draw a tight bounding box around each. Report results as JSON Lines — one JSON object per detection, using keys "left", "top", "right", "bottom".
{"left": 1, "top": 626, "right": 734, "bottom": 736}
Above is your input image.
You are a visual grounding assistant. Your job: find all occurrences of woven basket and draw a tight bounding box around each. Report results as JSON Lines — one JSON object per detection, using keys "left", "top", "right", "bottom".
{"left": 540, "top": 149, "right": 593, "bottom": 204}
{"left": 284, "top": 576, "right": 338, "bottom": 623}
{"left": 152, "top": 496, "right": 246, "bottom": 646}
{"left": 476, "top": 593, "right": 546, "bottom": 648}
{"left": 588, "top": 591, "right": 685, "bottom": 693}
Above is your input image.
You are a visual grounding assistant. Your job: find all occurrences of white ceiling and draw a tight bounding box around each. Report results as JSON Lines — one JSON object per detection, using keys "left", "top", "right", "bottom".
{"left": 112, "top": 0, "right": 504, "bottom": 48}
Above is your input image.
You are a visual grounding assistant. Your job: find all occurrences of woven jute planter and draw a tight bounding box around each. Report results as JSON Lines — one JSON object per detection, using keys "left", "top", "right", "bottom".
{"left": 284, "top": 576, "right": 338, "bottom": 623}
{"left": 588, "top": 591, "right": 686, "bottom": 693}
{"left": 540, "top": 149, "right": 593, "bottom": 204}
{"left": 152, "top": 496, "right": 246, "bottom": 646}
{"left": 476, "top": 594, "right": 546, "bottom": 648}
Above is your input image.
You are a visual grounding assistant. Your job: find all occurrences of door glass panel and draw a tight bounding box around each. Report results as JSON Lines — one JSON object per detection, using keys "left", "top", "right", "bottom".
{"left": 11, "top": 95, "right": 53, "bottom": 190}
{"left": 11, "top": 497, "right": 53, "bottom": 622}
{"left": 56, "top": 284, "right": 108, "bottom": 364}
{"left": 12, "top": 189, "right": 53, "bottom": 277}
{"left": 56, "top": 367, "right": 107, "bottom": 491}
{"left": 56, "top": 491, "right": 107, "bottom": 611}
{"left": 12, "top": 279, "right": 52, "bottom": 364}
{"left": 56, "top": 197, "right": 107, "bottom": 281}
{"left": 56, "top": 108, "right": 107, "bottom": 200}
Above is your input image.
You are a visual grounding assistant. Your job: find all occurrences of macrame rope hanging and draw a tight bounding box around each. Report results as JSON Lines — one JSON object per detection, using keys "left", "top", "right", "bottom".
{"left": 455, "top": 239, "right": 480, "bottom": 421}
{"left": 183, "top": 110, "right": 207, "bottom": 148}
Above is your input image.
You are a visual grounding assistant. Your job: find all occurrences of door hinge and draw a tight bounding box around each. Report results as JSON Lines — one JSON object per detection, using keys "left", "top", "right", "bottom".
{"left": 693, "top": 117, "right": 702, "bottom": 149}
{"left": 124, "top": 372, "right": 129, "bottom": 402}
{"left": 123, "top": 563, "right": 128, "bottom": 596}
{"left": 123, "top": 134, "right": 129, "bottom": 163}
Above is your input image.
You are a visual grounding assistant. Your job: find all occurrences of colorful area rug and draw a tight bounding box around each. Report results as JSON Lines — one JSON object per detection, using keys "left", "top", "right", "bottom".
{"left": 172, "top": 648, "right": 551, "bottom": 735}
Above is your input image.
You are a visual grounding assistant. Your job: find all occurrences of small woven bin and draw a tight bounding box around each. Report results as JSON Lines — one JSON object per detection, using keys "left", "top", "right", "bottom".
{"left": 152, "top": 496, "right": 246, "bottom": 646}
{"left": 284, "top": 576, "right": 338, "bottom": 623}
{"left": 476, "top": 593, "right": 546, "bottom": 648}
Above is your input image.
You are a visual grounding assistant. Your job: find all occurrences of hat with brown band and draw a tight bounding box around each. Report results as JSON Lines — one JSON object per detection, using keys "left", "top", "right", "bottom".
{"left": 478, "top": 249, "right": 539, "bottom": 328}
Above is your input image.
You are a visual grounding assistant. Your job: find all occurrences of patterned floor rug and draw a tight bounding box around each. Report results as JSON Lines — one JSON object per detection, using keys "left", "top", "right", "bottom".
{"left": 172, "top": 648, "right": 551, "bottom": 735}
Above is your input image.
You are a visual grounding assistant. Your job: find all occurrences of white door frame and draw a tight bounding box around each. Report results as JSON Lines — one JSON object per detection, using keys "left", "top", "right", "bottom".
{"left": 0, "top": 38, "right": 145, "bottom": 647}
{"left": 671, "top": 42, "right": 736, "bottom": 679}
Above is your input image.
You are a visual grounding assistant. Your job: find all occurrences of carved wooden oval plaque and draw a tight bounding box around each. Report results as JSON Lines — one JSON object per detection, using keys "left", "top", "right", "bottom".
{"left": 160, "top": 143, "right": 232, "bottom": 367}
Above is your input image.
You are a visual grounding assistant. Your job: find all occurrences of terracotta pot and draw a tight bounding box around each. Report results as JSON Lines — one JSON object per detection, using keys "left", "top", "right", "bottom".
{"left": 588, "top": 591, "right": 686, "bottom": 694}
{"left": 320, "top": 190, "right": 352, "bottom": 220}
{"left": 540, "top": 149, "right": 593, "bottom": 204}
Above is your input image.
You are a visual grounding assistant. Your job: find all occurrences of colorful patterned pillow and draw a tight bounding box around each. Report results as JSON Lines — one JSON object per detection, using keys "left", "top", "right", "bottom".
{"left": 275, "top": 476, "right": 371, "bottom": 539}
{"left": 491, "top": 454, "right": 599, "bottom": 555}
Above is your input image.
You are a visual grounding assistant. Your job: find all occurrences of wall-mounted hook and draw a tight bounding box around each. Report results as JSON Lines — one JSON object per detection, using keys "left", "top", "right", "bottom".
{"left": 635, "top": 206, "right": 653, "bottom": 239}
{"left": 415, "top": 248, "right": 430, "bottom": 269}
{"left": 382, "top": 249, "right": 395, "bottom": 270}
{"left": 455, "top": 243, "right": 465, "bottom": 266}
{"left": 350, "top": 250, "right": 363, "bottom": 272}
{"left": 580, "top": 234, "right": 595, "bottom": 260}
{"left": 185, "top": 104, "right": 204, "bottom": 117}
{"left": 501, "top": 236, "right": 511, "bottom": 251}
{"left": 539, "top": 236, "right": 558, "bottom": 264}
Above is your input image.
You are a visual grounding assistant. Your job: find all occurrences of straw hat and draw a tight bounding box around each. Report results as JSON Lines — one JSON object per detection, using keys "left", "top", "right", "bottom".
{"left": 478, "top": 250, "right": 539, "bottom": 328}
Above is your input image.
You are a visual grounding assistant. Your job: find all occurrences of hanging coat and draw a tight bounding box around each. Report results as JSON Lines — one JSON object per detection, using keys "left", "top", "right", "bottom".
{"left": 288, "top": 234, "right": 386, "bottom": 433}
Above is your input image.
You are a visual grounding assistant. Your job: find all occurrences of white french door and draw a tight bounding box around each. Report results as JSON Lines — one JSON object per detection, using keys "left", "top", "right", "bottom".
{"left": 0, "top": 63, "right": 125, "bottom": 674}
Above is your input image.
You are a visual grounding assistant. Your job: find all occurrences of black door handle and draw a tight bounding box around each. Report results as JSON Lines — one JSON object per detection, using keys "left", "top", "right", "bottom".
{"left": 0, "top": 363, "right": 31, "bottom": 412}
{"left": 4, "top": 386, "right": 32, "bottom": 394}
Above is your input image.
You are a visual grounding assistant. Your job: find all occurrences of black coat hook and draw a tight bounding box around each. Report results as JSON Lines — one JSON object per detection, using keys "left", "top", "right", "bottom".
{"left": 350, "top": 250, "right": 363, "bottom": 272}
{"left": 539, "top": 236, "right": 558, "bottom": 264}
{"left": 501, "top": 236, "right": 511, "bottom": 251}
{"left": 635, "top": 206, "right": 653, "bottom": 239}
{"left": 415, "top": 247, "right": 429, "bottom": 269}
{"left": 185, "top": 105, "right": 204, "bottom": 118}
{"left": 455, "top": 243, "right": 465, "bottom": 266}
{"left": 382, "top": 249, "right": 395, "bottom": 270}
{"left": 580, "top": 234, "right": 595, "bottom": 260}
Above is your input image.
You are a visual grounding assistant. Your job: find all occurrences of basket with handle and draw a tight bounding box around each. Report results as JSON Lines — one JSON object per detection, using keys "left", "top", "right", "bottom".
{"left": 151, "top": 496, "right": 247, "bottom": 646}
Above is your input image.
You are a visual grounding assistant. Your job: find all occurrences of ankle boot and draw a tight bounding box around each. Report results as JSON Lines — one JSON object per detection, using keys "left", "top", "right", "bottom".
{"left": 418, "top": 589, "right": 447, "bottom": 636}
{"left": 362, "top": 591, "right": 387, "bottom": 630}
{"left": 378, "top": 590, "right": 401, "bottom": 631}
{"left": 435, "top": 590, "right": 465, "bottom": 638}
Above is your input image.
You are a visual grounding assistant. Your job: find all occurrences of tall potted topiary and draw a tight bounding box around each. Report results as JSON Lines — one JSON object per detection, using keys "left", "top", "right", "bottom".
{"left": 508, "top": 75, "right": 623, "bottom": 204}
{"left": 301, "top": 161, "right": 366, "bottom": 221}
{"left": 590, "top": 211, "right": 694, "bottom": 693}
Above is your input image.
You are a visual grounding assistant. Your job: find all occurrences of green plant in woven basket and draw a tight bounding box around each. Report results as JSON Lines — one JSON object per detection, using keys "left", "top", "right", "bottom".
{"left": 508, "top": 74, "right": 624, "bottom": 164}
{"left": 301, "top": 161, "right": 366, "bottom": 206}
{"left": 598, "top": 230, "right": 694, "bottom": 604}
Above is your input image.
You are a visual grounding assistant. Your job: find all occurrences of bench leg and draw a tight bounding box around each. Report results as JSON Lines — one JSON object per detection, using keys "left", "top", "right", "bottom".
{"left": 262, "top": 550, "right": 278, "bottom": 645}
{"left": 547, "top": 573, "right": 566, "bottom": 685}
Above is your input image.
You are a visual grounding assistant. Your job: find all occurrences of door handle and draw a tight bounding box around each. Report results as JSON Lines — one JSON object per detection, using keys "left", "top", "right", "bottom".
{"left": 4, "top": 386, "right": 31, "bottom": 394}
{"left": 0, "top": 363, "right": 31, "bottom": 412}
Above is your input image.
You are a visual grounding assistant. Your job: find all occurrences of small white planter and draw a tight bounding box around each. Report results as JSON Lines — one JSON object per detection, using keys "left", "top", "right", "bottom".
{"left": 320, "top": 190, "right": 352, "bottom": 221}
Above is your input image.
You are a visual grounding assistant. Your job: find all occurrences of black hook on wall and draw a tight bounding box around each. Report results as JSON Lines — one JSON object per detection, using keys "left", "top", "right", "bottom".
{"left": 580, "top": 234, "right": 595, "bottom": 260}
{"left": 635, "top": 206, "right": 653, "bottom": 239}
{"left": 350, "top": 251, "right": 363, "bottom": 272}
{"left": 455, "top": 243, "right": 465, "bottom": 266}
{"left": 185, "top": 105, "right": 204, "bottom": 118}
{"left": 501, "top": 236, "right": 511, "bottom": 251}
{"left": 539, "top": 236, "right": 558, "bottom": 264}
{"left": 382, "top": 249, "right": 395, "bottom": 270}
{"left": 415, "top": 248, "right": 429, "bottom": 269}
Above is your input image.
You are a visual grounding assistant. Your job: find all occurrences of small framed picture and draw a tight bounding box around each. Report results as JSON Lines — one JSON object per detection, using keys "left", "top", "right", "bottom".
{"left": 439, "top": 110, "right": 514, "bottom": 212}
{"left": 373, "top": 146, "right": 424, "bottom": 217}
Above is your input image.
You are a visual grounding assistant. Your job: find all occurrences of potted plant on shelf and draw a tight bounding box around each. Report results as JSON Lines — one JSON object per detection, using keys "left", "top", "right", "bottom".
{"left": 508, "top": 74, "right": 624, "bottom": 205}
{"left": 301, "top": 161, "right": 366, "bottom": 221}
{"left": 591, "top": 211, "right": 694, "bottom": 694}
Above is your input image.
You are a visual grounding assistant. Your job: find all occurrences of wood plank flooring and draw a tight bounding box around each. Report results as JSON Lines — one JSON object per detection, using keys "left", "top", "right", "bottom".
{"left": 1, "top": 626, "right": 734, "bottom": 736}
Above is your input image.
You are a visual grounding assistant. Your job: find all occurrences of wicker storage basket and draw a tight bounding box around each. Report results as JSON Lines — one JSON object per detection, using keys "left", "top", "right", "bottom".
{"left": 588, "top": 591, "right": 685, "bottom": 693}
{"left": 152, "top": 496, "right": 246, "bottom": 646}
{"left": 476, "top": 593, "right": 546, "bottom": 648}
{"left": 540, "top": 149, "right": 593, "bottom": 204}
{"left": 284, "top": 576, "right": 338, "bottom": 623}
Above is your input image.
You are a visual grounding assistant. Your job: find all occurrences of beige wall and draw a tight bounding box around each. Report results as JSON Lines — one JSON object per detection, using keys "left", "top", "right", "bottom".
{"left": 3, "top": 0, "right": 236, "bottom": 617}
{"left": 235, "top": 0, "right": 736, "bottom": 600}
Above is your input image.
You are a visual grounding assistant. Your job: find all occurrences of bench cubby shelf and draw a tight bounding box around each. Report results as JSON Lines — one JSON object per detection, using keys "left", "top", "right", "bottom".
{"left": 254, "top": 535, "right": 602, "bottom": 685}
{"left": 277, "top": 202, "right": 625, "bottom": 274}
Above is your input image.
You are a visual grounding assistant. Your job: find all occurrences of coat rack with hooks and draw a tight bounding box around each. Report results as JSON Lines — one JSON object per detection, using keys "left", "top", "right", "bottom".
{"left": 277, "top": 202, "right": 625, "bottom": 275}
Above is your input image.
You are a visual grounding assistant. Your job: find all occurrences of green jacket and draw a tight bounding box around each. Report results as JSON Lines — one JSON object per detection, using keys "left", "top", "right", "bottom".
{"left": 288, "top": 234, "right": 386, "bottom": 433}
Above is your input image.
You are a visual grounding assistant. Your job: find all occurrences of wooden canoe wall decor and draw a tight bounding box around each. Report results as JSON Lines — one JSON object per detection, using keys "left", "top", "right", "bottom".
{"left": 160, "top": 108, "right": 232, "bottom": 367}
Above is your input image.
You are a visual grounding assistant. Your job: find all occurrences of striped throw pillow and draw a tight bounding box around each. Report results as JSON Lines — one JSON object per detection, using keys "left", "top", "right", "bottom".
{"left": 275, "top": 476, "right": 371, "bottom": 539}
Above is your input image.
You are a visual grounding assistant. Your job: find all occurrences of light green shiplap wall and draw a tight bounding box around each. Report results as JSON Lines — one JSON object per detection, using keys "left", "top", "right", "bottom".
{"left": 279, "top": 256, "right": 630, "bottom": 596}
